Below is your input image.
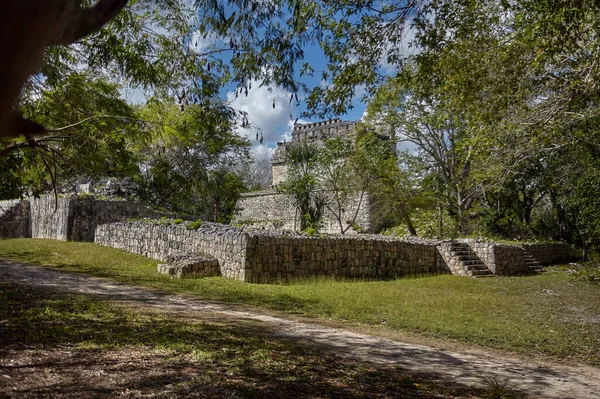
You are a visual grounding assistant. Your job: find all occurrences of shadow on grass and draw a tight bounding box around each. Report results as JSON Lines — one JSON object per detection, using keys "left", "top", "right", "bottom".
{"left": 0, "top": 282, "right": 496, "bottom": 399}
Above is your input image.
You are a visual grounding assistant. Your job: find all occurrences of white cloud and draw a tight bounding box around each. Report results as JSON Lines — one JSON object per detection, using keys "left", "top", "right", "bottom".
{"left": 379, "top": 24, "right": 420, "bottom": 74}
{"left": 227, "top": 82, "right": 299, "bottom": 149}
{"left": 190, "top": 31, "right": 223, "bottom": 54}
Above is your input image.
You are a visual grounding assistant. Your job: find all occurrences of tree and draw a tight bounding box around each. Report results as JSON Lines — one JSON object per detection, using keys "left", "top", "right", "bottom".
{"left": 0, "top": 73, "right": 142, "bottom": 199}
{"left": 134, "top": 97, "right": 249, "bottom": 219}
{"left": 234, "top": 150, "right": 273, "bottom": 191}
{"left": 278, "top": 141, "right": 326, "bottom": 232}
{"left": 0, "top": 0, "right": 129, "bottom": 139}
{"left": 317, "top": 128, "right": 396, "bottom": 234}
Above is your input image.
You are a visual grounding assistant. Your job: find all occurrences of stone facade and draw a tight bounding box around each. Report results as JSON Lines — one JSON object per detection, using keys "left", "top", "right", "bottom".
{"left": 523, "top": 243, "right": 571, "bottom": 265}
{"left": 95, "top": 222, "right": 249, "bottom": 280}
{"left": 271, "top": 119, "right": 357, "bottom": 185}
{"left": 232, "top": 189, "right": 371, "bottom": 234}
{"left": 0, "top": 200, "right": 31, "bottom": 238}
{"left": 1, "top": 195, "right": 176, "bottom": 242}
{"left": 95, "top": 221, "right": 440, "bottom": 283}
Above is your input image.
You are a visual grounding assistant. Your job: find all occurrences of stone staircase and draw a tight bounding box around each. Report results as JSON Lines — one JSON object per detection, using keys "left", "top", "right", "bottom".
{"left": 522, "top": 248, "right": 543, "bottom": 273}
{"left": 448, "top": 242, "right": 494, "bottom": 278}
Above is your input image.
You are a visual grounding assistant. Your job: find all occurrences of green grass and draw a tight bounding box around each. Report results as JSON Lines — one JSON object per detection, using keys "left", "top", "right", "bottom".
{"left": 1, "top": 238, "right": 599, "bottom": 365}
{"left": 0, "top": 283, "right": 488, "bottom": 398}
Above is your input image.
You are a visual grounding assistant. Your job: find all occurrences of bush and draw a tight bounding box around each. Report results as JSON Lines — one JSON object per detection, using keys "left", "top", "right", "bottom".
{"left": 574, "top": 262, "right": 600, "bottom": 285}
{"left": 186, "top": 219, "right": 204, "bottom": 230}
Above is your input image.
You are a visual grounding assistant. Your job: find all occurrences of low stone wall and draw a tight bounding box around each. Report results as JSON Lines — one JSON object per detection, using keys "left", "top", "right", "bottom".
{"left": 492, "top": 245, "right": 529, "bottom": 275}
{"left": 95, "top": 222, "right": 249, "bottom": 280}
{"left": 0, "top": 200, "right": 31, "bottom": 239}
{"left": 463, "top": 239, "right": 532, "bottom": 275}
{"left": 95, "top": 222, "right": 440, "bottom": 283}
{"left": 233, "top": 189, "right": 372, "bottom": 234}
{"left": 29, "top": 195, "right": 170, "bottom": 242}
{"left": 524, "top": 243, "right": 570, "bottom": 265}
{"left": 243, "top": 232, "right": 438, "bottom": 283}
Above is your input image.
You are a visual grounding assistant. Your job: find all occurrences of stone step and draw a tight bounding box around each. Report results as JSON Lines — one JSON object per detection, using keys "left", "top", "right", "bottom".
{"left": 462, "top": 260, "right": 486, "bottom": 266}
{"left": 466, "top": 264, "right": 489, "bottom": 271}
{"left": 470, "top": 269, "right": 494, "bottom": 277}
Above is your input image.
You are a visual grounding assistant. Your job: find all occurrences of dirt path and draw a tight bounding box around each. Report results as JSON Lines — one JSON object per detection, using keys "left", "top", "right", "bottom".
{"left": 1, "top": 261, "right": 599, "bottom": 399}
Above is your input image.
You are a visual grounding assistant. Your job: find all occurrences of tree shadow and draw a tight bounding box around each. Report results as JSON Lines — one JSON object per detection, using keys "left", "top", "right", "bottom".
{"left": 0, "top": 282, "right": 498, "bottom": 398}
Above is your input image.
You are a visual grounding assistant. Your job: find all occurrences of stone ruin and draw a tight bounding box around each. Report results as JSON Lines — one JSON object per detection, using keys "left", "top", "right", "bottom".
{"left": 0, "top": 194, "right": 571, "bottom": 284}
{"left": 233, "top": 118, "right": 395, "bottom": 234}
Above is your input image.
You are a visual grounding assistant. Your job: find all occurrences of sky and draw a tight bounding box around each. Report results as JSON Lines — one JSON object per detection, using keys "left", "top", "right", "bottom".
{"left": 123, "top": 3, "right": 421, "bottom": 156}
{"left": 225, "top": 46, "right": 368, "bottom": 154}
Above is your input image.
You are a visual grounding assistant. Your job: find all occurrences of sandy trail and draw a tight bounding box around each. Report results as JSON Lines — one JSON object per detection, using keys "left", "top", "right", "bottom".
{"left": 1, "top": 260, "right": 599, "bottom": 399}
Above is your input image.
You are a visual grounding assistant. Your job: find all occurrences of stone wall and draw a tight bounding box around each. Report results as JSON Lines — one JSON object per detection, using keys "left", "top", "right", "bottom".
{"left": 524, "top": 243, "right": 570, "bottom": 265}
{"left": 232, "top": 189, "right": 372, "bottom": 234}
{"left": 95, "top": 221, "right": 440, "bottom": 283}
{"left": 463, "top": 239, "right": 530, "bottom": 275}
{"left": 0, "top": 200, "right": 31, "bottom": 238}
{"left": 29, "top": 195, "right": 170, "bottom": 242}
{"left": 30, "top": 196, "right": 72, "bottom": 240}
{"left": 492, "top": 244, "right": 529, "bottom": 275}
{"left": 95, "top": 222, "right": 248, "bottom": 280}
{"left": 271, "top": 164, "right": 288, "bottom": 186}
{"left": 243, "top": 232, "right": 438, "bottom": 283}
{"left": 70, "top": 199, "right": 164, "bottom": 242}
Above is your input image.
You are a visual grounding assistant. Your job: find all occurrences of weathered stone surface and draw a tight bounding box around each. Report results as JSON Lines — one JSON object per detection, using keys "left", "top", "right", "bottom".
{"left": 0, "top": 200, "right": 30, "bottom": 238}
{"left": 157, "top": 254, "right": 220, "bottom": 279}
{"left": 96, "top": 221, "right": 443, "bottom": 283}
{"left": 232, "top": 189, "right": 372, "bottom": 234}
{"left": 27, "top": 195, "right": 182, "bottom": 242}
{"left": 95, "top": 222, "right": 249, "bottom": 280}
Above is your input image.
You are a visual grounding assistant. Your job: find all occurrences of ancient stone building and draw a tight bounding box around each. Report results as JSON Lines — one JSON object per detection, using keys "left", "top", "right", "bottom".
{"left": 272, "top": 118, "right": 357, "bottom": 185}
{"left": 234, "top": 118, "right": 377, "bottom": 234}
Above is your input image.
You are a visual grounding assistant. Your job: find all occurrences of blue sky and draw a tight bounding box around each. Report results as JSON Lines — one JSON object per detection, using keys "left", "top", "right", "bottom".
{"left": 122, "top": 2, "right": 419, "bottom": 156}
{"left": 224, "top": 43, "right": 368, "bottom": 154}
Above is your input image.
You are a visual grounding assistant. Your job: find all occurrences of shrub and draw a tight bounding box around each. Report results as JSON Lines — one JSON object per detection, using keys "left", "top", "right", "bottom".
{"left": 187, "top": 219, "right": 204, "bottom": 230}
{"left": 574, "top": 262, "right": 600, "bottom": 285}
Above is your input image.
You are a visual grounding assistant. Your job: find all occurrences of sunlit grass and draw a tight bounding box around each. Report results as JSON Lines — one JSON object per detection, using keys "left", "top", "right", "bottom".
{"left": 1, "top": 238, "right": 599, "bottom": 364}
{"left": 1, "top": 283, "right": 487, "bottom": 398}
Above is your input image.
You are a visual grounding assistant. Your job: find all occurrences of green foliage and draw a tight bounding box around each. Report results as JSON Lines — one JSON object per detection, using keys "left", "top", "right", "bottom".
{"left": 278, "top": 141, "right": 324, "bottom": 232}
{"left": 3, "top": 74, "right": 142, "bottom": 197}
{"left": 187, "top": 219, "right": 204, "bottom": 230}
{"left": 133, "top": 98, "right": 249, "bottom": 222}
{"left": 301, "top": 227, "right": 317, "bottom": 237}
{"left": 0, "top": 285, "right": 489, "bottom": 398}
{"left": 574, "top": 263, "right": 600, "bottom": 285}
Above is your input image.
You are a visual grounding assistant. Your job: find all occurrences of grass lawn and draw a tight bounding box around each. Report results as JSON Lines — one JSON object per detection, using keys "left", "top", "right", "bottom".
{"left": 0, "top": 283, "right": 488, "bottom": 398}
{"left": 1, "top": 238, "right": 599, "bottom": 365}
